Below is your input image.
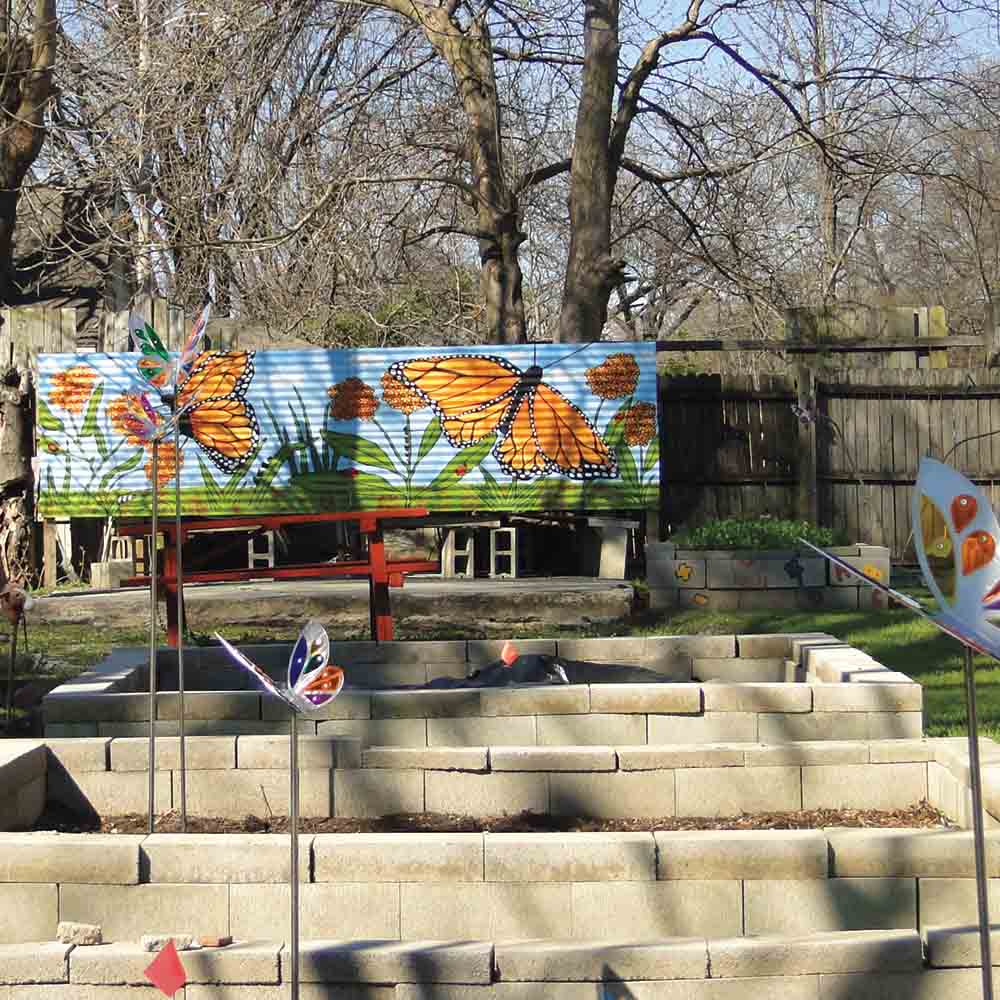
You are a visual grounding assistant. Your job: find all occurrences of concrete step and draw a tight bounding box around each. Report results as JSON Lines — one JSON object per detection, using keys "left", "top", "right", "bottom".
{"left": 0, "top": 739, "right": 46, "bottom": 830}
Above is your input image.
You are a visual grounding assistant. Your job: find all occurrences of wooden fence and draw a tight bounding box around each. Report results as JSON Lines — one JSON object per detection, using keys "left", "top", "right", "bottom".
{"left": 659, "top": 368, "right": 1000, "bottom": 560}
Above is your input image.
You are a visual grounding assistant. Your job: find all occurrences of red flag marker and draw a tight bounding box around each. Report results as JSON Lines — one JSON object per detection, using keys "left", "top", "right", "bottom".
{"left": 501, "top": 641, "right": 518, "bottom": 666}
{"left": 144, "top": 939, "right": 187, "bottom": 997}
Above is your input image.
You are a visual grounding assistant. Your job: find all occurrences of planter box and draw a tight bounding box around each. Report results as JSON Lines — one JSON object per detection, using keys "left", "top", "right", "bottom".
{"left": 90, "top": 560, "right": 133, "bottom": 590}
{"left": 647, "top": 542, "right": 891, "bottom": 611}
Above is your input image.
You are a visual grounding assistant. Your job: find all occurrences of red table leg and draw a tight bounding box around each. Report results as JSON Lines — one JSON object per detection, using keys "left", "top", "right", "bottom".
{"left": 160, "top": 533, "right": 183, "bottom": 648}
{"left": 366, "top": 521, "right": 393, "bottom": 642}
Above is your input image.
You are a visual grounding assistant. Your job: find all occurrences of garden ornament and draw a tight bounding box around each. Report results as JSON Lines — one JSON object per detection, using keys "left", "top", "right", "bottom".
{"left": 1, "top": 581, "right": 32, "bottom": 733}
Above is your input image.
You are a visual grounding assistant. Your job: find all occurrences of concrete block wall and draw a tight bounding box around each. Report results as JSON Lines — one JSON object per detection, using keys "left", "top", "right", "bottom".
{"left": 0, "top": 742, "right": 47, "bottom": 830}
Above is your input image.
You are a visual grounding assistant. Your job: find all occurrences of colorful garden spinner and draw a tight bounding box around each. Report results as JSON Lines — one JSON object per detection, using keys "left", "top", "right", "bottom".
{"left": 130, "top": 302, "right": 211, "bottom": 392}
{"left": 801, "top": 457, "right": 1000, "bottom": 660}
{"left": 215, "top": 620, "right": 344, "bottom": 713}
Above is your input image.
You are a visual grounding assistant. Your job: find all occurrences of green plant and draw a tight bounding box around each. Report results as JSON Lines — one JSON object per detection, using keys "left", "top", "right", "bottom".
{"left": 670, "top": 517, "right": 846, "bottom": 550}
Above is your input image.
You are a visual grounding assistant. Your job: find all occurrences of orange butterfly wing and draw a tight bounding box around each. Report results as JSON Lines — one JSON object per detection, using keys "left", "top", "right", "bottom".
{"left": 176, "top": 351, "right": 255, "bottom": 408}
{"left": 531, "top": 382, "right": 617, "bottom": 479}
{"left": 495, "top": 393, "right": 550, "bottom": 479}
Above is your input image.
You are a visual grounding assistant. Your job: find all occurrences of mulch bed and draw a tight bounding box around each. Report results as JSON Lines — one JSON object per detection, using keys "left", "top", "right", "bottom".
{"left": 32, "top": 800, "right": 950, "bottom": 834}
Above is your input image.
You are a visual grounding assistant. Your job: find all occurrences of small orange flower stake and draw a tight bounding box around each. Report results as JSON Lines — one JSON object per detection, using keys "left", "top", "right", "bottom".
{"left": 144, "top": 940, "right": 187, "bottom": 997}
{"left": 501, "top": 641, "right": 518, "bottom": 666}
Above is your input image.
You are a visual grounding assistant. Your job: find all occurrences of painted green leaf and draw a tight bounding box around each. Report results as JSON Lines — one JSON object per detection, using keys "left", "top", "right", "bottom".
{"left": 93, "top": 426, "right": 108, "bottom": 460}
{"left": 197, "top": 454, "right": 224, "bottom": 505}
{"left": 37, "top": 397, "right": 64, "bottom": 433}
{"left": 616, "top": 443, "right": 639, "bottom": 488}
{"left": 602, "top": 400, "right": 631, "bottom": 450}
{"left": 416, "top": 417, "right": 442, "bottom": 464}
{"left": 322, "top": 431, "right": 398, "bottom": 475}
{"left": 642, "top": 438, "right": 660, "bottom": 473}
{"left": 80, "top": 383, "right": 105, "bottom": 439}
{"left": 416, "top": 434, "right": 495, "bottom": 496}
{"left": 98, "top": 448, "right": 143, "bottom": 490}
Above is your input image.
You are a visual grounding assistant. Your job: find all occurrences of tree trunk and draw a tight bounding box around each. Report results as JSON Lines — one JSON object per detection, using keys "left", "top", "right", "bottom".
{"left": 0, "top": 367, "right": 34, "bottom": 585}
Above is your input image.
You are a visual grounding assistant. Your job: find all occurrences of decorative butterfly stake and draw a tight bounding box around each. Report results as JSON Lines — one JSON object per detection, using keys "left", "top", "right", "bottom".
{"left": 215, "top": 621, "right": 344, "bottom": 1000}
{"left": 801, "top": 456, "right": 1000, "bottom": 1000}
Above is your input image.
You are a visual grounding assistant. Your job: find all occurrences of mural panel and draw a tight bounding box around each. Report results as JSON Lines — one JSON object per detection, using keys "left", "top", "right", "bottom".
{"left": 35, "top": 341, "right": 659, "bottom": 517}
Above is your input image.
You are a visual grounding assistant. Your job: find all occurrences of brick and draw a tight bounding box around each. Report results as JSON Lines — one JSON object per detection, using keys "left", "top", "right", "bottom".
{"left": 812, "top": 684, "right": 922, "bottom": 713}
{"left": 0, "top": 942, "right": 71, "bottom": 984}
{"left": 0, "top": 885, "right": 56, "bottom": 943}
{"left": 696, "top": 657, "right": 787, "bottom": 683}
{"left": 708, "top": 929, "right": 922, "bottom": 977}
{"left": 870, "top": 740, "right": 936, "bottom": 763}
{"left": 41, "top": 738, "right": 111, "bottom": 772}
{"left": 918, "top": 877, "right": 1000, "bottom": 925}
{"left": 480, "top": 687, "right": 589, "bottom": 717}
{"left": 489, "top": 747, "right": 614, "bottom": 771}
{"left": 371, "top": 690, "right": 481, "bottom": 719}
{"left": 758, "top": 713, "right": 868, "bottom": 743}
{"left": 702, "top": 684, "right": 811, "bottom": 713}
{"left": 467, "top": 639, "right": 557, "bottom": 664}
{"left": 400, "top": 881, "right": 571, "bottom": 939}
{"left": 140, "top": 933, "right": 196, "bottom": 952}
{"left": 56, "top": 922, "right": 102, "bottom": 945}
{"left": 110, "top": 736, "right": 236, "bottom": 771}
{"left": 485, "top": 832, "right": 655, "bottom": 882}
{"left": 156, "top": 691, "right": 261, "bottom": 720}
{"left": 868, "top": 713, "right": 924, "bottom": 739}
{"left": 588, "top": 684, "right": 700, "bottom": 714}
{"left": 744, "top": 877, "right": 917, "bottom": 934}
{"left": 143, "top": 833, "right": 310, "bottom": 883}
{"left": 655, "top": 830, "right": 828, "bottom": 880}
{"left": 427, "top": 717, "right": 534, "bottom": 747}
{"left": 802, "top": 763, "right": 927, "bottom": 811}
{"left": 58, "top": 883, "right": 229, "bottom": 942}
{"left": 317, "top": 718, "right": 427, "bottom": 748}
{"left": 70, "top": 941, "right": 280, "bottom": 984}
{"left": 648, "top": 713, "right": 757, "bottom": 743}
{"left": 425, "top": 772, "right": 546, "bottom": 816}
{"left": 45, "top": 768, "right": 172, "bottom": 817}
{"left": 828, "top": 829, "right": 1000, "bottom": 877}
{"left": 738, "top": 635, "right": 794, "bottom": 658}
{"left": 617, "top": 746, "right": 745, "bottom": 770}
{"left": 550, "top": 772, "right": 674, "bottom": 818}
{"left": 494, "top": 939, "right": 707, "bottom": 981}
{"left": 571, "top": 880, "right": 741, "bottom": 937}
{"left": 334, "top": 769, "right": 424, "bottom": 817}
{"left": 676, "top": 766, "right": 800, "bottom": 816}
{"left": 236, "top": 735, "right": 356, "bottom": 769}
{"left": 262, "top": 690, "right": 371, "bottom": 721}
{"left": 362, "top": 747, "right": 488, "bottom": 771}
{"left": 313, "top": 832, "right": 483, "bottom": 882}
{"left": 297, "top": 940, "right": 493, "bottom": 984}
{"left": 182, "top": 767, "right": 330, "bottom": 818}
{"left": 818, "top": 969, "right": 995, "bottom": 1000}
{"left": 230, "top": 882, "right": 400, "bottom": 939}
{"left": 744, "top": 742, "right": 869, "bottom": 766}
{"left": 536, "top": 714, "right": 646, "bottom": 746}
{"left": 0, "top": 833, "right": 142, "bottom": 883}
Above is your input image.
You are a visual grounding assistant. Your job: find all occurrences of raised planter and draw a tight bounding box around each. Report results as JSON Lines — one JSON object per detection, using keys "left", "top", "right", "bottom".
{"left": 647, "top": 542, "right": 891, "bottom": 611}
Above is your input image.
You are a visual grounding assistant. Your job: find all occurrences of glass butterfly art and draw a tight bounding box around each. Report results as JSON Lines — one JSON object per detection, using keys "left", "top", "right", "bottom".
{"left": 214, "top": 620, "right": 345, "bottom": 713}
{"left": 800, "top": 456, "right": 1000, "bottom": 661}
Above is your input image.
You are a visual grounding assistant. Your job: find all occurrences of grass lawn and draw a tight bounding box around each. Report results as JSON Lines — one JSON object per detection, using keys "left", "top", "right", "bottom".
{"left": 0, "top": 585, "right": 992, "bottom": 739}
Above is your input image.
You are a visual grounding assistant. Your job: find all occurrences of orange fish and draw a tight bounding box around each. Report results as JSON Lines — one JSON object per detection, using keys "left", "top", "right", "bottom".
{"left": 962, "top": 531, "right": 996, "bottom": 575}
{"left": 952, "top": 494, "right": 978, "bottom": 533}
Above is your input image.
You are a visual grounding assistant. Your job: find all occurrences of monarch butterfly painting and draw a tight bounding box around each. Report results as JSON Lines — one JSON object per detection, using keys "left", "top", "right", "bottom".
{"left": 387, "top": 354, "right": 618, "bottom": 480}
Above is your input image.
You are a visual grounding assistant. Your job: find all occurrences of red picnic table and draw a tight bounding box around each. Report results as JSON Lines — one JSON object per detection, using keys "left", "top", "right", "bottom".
{"left": 116, "top": 508, "right": 439, "bottom": 646}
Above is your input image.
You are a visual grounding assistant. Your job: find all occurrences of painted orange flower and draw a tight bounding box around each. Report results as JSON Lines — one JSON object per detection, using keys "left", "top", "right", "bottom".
{"left": 380, "top": 371, "right": 426, "bottom": 415}
{"left": 144, "top": 441, "right": 184, "bottom": 488}
{"left": 623, "top": 402, "right": 656, "bottom": 446}
{"left": 328, "top": 377, "right": 378, "bottom": 421}
{"left": 585, "top": 354, "right": 639, "bottom": 400}
{"left": 48, "top": 365, "right": 98, "bottom": 414}
{"left": 108, "top": 394, "right": 158, "bottom": 447}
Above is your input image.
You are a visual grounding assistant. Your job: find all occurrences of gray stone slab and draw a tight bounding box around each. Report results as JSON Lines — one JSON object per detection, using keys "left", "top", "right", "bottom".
{"left": 334, "top": 770, "right": 425, "bottom": 817}
{"left": 424, "top": 772, "right": 547, "bottom": 817}
{"left": 362, "top": 747, "right": 488, "bottom": 771}
{"left": 480, "top": 687, "right": 589, "bottom": 718}
{"left": 40, "top": 738, "right": 111, "bottom": 773}
{"left": 648, "top": 712, "right": 758, "bottom": 744}
{"left": 467, "top": 639, "right": 557, "bottom": 665}
{"left": 489, "top": 747, "right": 616, "bottom": 772}
{"left": 702, "top": 684, "right": 811, "bottom": 714}
{"left": 427, "top": 717, "right": 535, "bottom": 747}
{"left": 494, "top": 939, "right": 708, "bottom": 981}
{"left": 156, "top": 691, "right": 261, "bottom": 720}
{"left": 758, "top": 713, "right": 869, "bottom": 743}
{"left": 802, "top": 763, "right": 927, "bottom": 811}
{"left": 0, "top": 884, "right": 57, "bottom": 944}
{"left": 828, "top": 829, "right": 1000, "bottom": 877}
{"left": 745, "top": 742, "right": 870, "bottom": 766}
{"left": 0, "top": 942, "right": 71, "bottom": 984}
{"left": 44, "top": 693, "right": 148, "bottom": 723}
{"left": 695, "top": 658, "right": 787, "bottom": 683}
{"left": 589, "top": 684, "right": 701, "bottom": 715}
{"left": 371, "top": 690, "right": 482, "bottom": 719}
{"left": 0, "top": 833, "right": 142, "bottom": 884}
{"left": 142, "top": 833, "right": 311, "bottom": 883}
{"left": 655, "top": 830, "right": 828, "bottom": 880}
{"left": 536, "top": 714, "right": 646, "bottom": 746}
{"left": 676, "top": 766, "right": 800, "bottom": 816}
{"left": 737, "top": 635, "right": 794, "bottom": 658}
{"left": 262, "top": 691, "right": 371, "bottom": 721}
{"left": 617, "top": 746, "right": 745, "bottom": 770}
{"left": 550, "top": 771, "right": 674, "bottom": 818}
{"left": 297, "top": 940, "right": 493, "bottom": 984}
{"left": 110, "top": 735, "right": 236, "bottom": 771}
{"left": 70, "top": 941, "right": 281, "bottom": 984}
{"left": 485, "top": 832, "right": 656, "bottom": 882}
{"left": 313, "top": 833, "right": 483, "bottom": 883}
{"left": 925, "top": 925, "right": 1000, "bottom": 967}
{"left": 317, "top": 718, "right": 427, "bottom": 748}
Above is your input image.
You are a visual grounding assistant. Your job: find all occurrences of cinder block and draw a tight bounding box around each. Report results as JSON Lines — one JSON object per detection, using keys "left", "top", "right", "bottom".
{"left": 498, "top": 983, "right": 821, "bottom": 1000}
{"left": 399, "top": 881, "right": 572, "bottom": 939}
{"left": 362, "top": 747, "right": 488, "bottom": 771}
{"left": 918, "top": 877, "right": 1000, "bottom": 925}
{"left": 98, "top": 720, "right": 293, "bottom": 737}
{"left": 536, "top": 714, "right": 646, "bottom": 746}
{"left": 744, "top": 877, "right": 917, "bottom": 934}
{"left": 696, "top": 658, "right": 787, "bottom": 683}
{"left": 655, "top": 830, "right": 828, "bottom": 880}
{"left": 589, "top": 684, "right": 700, "bottom": 714}
{"left": 110, "top": 736, "right": 236, "bottom": 771}
{"left": 143, "top": 833, "right": 310, "bottom": 883}
{"left": 0, "top": 833, "right": 142, "bottom": 884}
{"left": 812, "top": 684, "right": 922, "bottom": 713}
{"left": 556, "top": 637, "right": 646, "bottom": 663}
{"left": 926, "top": 925, "right": 1000, "bottom": 967}
{"left": 45, "top": 768, "right": 172, "bottom": 816}
{"left": 156, "top": 691, "right": 261, "bottom": 720}
{"left": 648, "top": 712, "right": 757, "bottom": 743}
{"left": 237, "top": 735, "right": 356, "bottom": 769}
{"left": 58, "top": 883, "right": 229, "bottom": 942}
{"left": 297, "top": 940, "right": 493, "bottom": 985}
{"left": 230, "top": 882, "right": 400, "bottom": 940}
{"left": 467, "top": 639, "right": 557, "bottom": 665}
{"left": 41, "top": 739, "right": 111, "bottom": 773}
{"left": 262, "top": 691, "right": 371, "bottom": 721}
{"left": 313, "top": 832, "right": 483, "bottom": 882}
{"left": 317, "top": 718, "right": 427, "bottom": 748}
{"left": 3, "top": 776, "right": 45, "bottom": 830}
{"left": 371, "top": 690, "right": 482, "bottom": 720}
{"left": 0, "top": 942, "right": 72, "bottom": 984}
{"left": 493, "top": 939, "right": 708, "bottom": 981}
{"left": 0, "top": 884, "right": 57, "bottom": 943}
{"left": 549, "top": 772, "right": 674, "bottom": 818}
{"left": 870, "top": 740, "right": 936, "bottom": 764}
{"left": 802, "top": 763, "right": 927, "bottom": 811}
{"left": 424, "top": 772, "right": 547, "bottom": 816}
{"left": 617, "top": 746, "right": 745, "bottom": 770}
{"left": 489, "top": 747, "right": 615, "bottom": 772}
{"left": 427, "top": 717, "right": 535, "bottom": 747}
{"left": 571, "top": 880, "right": 741, "bottom": 937}
{"left": 738, "top": 635, "right": 794, "bottom": 658}
{"left": 485, "top": 832, "right": 655, "bottom": 882}
{"left": 44, "top": 723, "right": 100, "bottom": 738}
{"left": 181, "top": 767, "right": 330, "bottom": 819}
{"left": 44, "top": 693, "right": 148, "bottom": 723}
{"left": 679, "top": 589, "right": 740, "bottom": 610}
{"left": 645, "top": 635, "right": 736, "bottom": 661}
{"left": 330, "top": 639, "right": 468, "bottom": 665}
{"left": 676, "top": 766, "right": 800, "bottom": 816}
{"left": 707, "top": 557, "right": 767, "bottom": 589}
{"left": 868, "top": 713, "right": 924, "bottom": 740}
{"left": 334, "top": 769, "right": 424, "bottom": 817}
{"left": 708, "top": 930, "right": 922, "bottom": 977}
{"left": 187, "top": 988, "right": 388, "bottom": 1000}
{"left": 0, "top": 745, "right": 45, "bottom": 788}
{"left": 744, "top": 742, "right": 869, "bottom": 766}
{"left": 481, "top": 687, "right": 589, "bottom": 717}
{"left": 649, "top": 557, "right": 707, "bottom": 589}
{"left": 648, "top": 586, "right": 680, "bottom": 611}
{"left": 829, "top": 554, "right": 890, "bottom": 587}
{"left": 758, "top": 713, "right": 868, "bottom": 743}
{"left": 829, "top": 829, "right": 1000, "bottom": 877}
{"left": 818, "top": 969, "right": 995, "bottom": 1000}
{"left": 702, "top": 684, "right": 811, "bottom": 714}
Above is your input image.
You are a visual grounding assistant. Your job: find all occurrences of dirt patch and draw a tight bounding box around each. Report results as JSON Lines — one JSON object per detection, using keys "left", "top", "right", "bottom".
{"left": 32, "top": 800, "right": 950, "bottom": 834}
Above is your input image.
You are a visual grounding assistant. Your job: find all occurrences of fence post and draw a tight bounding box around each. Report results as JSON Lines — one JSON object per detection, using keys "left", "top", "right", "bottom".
{"left": 796, "top": 363, "right": 818, "bottom": 523}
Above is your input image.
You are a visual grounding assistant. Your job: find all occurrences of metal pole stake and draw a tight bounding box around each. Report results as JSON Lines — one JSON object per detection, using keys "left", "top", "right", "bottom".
{"left": 290, "top": 708, "right": 300, "bottom": 1000}
{"left": 173, "top": 421, "right": 187, "bottom": 832}
{"left": 964, "top": 643, "right": 994, "bottom": 1000}
{"left": 147, "top": 437, "right": 159, "bottom": 835}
